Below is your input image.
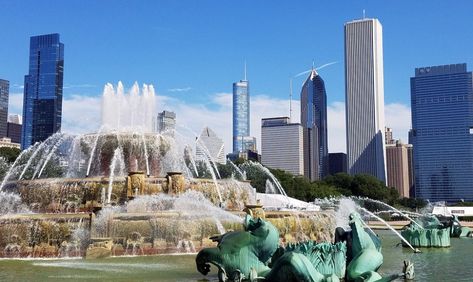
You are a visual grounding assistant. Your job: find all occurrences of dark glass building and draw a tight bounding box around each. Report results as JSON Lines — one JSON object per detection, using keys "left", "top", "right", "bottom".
{"left": 329, "top": 153, "right": 347, "bottom": 175}
{"left": 300, "top": 69, "right": 328, "bottom": 180}
{"left": 22, "top": 33, "right": 64, "bottom": 149}
{"left": 411, "top": 63, "right": 473, "bottom": 202}
{"left": 0, "top": 79, "right": 9, "bottom": 138}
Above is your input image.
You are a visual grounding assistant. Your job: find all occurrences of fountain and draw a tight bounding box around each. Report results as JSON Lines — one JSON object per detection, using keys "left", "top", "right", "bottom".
{"left": 401, "top": 214, "right": 472, "bottom": 248}
{"left": 0, "top": 82, "right": 340, "bottom": 259}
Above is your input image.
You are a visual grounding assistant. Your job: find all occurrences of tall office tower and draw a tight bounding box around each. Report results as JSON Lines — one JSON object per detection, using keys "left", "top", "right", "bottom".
{"left": 7, "top": 114, "right": 22, "bottom": 144}
{"left": 386, "top": 141, "right": 411, "bottom": 198}
{"left": 328, "top": 153, "right": 348, "bottom": 175}
{"left": 0, "top": 79, "right": 9, "bottom": 138}
{"left": 300, "top": 69, "right": 328, "bottom": 181}
{"left": 261, "top": 117, "right": 304, "bottom": 175}
{"left": 345, "top": 18, "right": 386, "bottom": 182}
{"left": 195, "top": 127, "right": 225, "bottom": 165}
{"left": 22, "top": 34, "right": 64, "bottom": 149}
{"left": 232, "top": 67, "right": 256, "bottom": 153}
{"left": 385, "top": 127, "right": 394, "bottom": 144}
{"left": 411, "top": 63, "right": 473, "bottom": 202}
{"left": 157, "top": 110, "right": 176, "bottom": 134}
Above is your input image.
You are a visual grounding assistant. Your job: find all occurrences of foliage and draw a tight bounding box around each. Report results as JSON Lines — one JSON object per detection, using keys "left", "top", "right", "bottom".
{"left": 210, "top": 160, "right": 426, "bottom": 211}
{"left": 0, "top": 147, "right": 21, "bottom": 163}
{"left": 0, "top": 157, "right": 10, "bottom": 181}
{"left": 397, "top": 197, "right": 428, "bottom": 209}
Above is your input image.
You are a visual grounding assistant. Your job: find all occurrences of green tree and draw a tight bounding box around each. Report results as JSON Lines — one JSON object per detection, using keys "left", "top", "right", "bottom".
{"left": 0, "top": 147, "right": 21, "bottom": 163}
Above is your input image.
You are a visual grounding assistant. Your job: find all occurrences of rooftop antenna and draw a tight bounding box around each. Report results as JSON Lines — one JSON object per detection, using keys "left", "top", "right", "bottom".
{"left": 244, "top": 60, "right": 247, "bottom": 81}
{"left": 363, "top": 9, "right": 366, "bottom": 19}
{"left": 289, "top": 78, "right": 293, "bottom": 122}
{"left": 312, "top": 59, "right": 315, "bottom": 70}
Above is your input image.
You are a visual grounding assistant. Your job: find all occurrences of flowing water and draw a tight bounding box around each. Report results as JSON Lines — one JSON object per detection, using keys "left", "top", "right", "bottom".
{"left": 361, "top": 208, "right": 417, "bottom": 252}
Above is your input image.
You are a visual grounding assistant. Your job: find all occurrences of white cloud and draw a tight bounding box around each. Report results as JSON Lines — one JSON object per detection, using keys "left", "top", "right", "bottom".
{"left": 8, "top": 93, "right": 23, "bottom": 115}
{"left": 327, "top": 102, "right": 346, "bottom": 153}
{"left": 61, "top": 95, "right": 101, "bottom": 134}
{"left": 167, "top": 87, "right": 192, "bottom": 92}
{"left": 385, "top": 103, "right": 411, "bottom": 143}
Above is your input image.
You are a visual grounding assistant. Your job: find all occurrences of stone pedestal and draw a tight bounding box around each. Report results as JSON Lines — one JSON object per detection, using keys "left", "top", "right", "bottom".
{"left": 244, "top": 200, "right": 265, "bottom": 219}
{"left": 127, "top": 171, "right": 145, "bottom": 198}
{"left": 165, "top": 172, "right": 185, "bottom": 195}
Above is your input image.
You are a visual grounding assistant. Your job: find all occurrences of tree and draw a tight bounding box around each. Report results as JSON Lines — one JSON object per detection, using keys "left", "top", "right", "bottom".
{"left": 0, "top": 147, "right": 21, "bottom": 163}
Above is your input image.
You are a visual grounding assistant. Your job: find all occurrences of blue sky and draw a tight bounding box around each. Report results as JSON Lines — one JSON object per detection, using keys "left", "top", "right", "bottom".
{"left": 1, "top": 0, "right": 472, "bottom": 152}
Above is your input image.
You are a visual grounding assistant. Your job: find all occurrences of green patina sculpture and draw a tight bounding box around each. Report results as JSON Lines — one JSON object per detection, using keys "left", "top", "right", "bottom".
{"left": 401, "top": 214, "right": 472, "bottom": 248}
{"left": 450, "top": 215, "right": 472, "bottom": 238}
{"left": 196, "top": 212, "right": 414, "bottom": 282}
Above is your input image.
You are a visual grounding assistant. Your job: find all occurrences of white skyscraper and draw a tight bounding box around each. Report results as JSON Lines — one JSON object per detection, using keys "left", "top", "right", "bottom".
{"left": 261, "top": 117, "right": 304, "bottom": 176}
{"left": 344, "top": 18, "right": 386, "bottom": 182}
{"left": 195, "top": 127, "right": 226, "bottom": 164}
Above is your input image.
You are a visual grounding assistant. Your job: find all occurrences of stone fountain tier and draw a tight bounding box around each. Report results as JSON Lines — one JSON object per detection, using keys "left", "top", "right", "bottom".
{"left": 0, "top": 213, "right": 91, "bottom": 258}
{"left": 0, "top": 208, "right": 336, "bottom": 259}
{"left": 1, "top": 173, "right": 255, "bottom": 213}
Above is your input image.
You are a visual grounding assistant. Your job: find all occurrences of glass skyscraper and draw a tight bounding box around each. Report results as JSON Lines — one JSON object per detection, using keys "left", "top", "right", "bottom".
{"left": 232, "top": 77, "right": 255, "bottom": 153}
{"left": 0, "top": 79, "right": 9, "bottom": 138}
{"left": 300, "top": 70, "right": 328, "bottom": 180}
{"left": 22, "top": 33, "right": 64, "bottom": 149}
{"left": 411, "top": 63, "right": 473, "bottom": 202}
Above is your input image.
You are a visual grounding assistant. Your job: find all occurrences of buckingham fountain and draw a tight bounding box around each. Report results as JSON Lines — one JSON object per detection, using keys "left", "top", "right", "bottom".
{"left": 9, "top": 81, "right": 473, "bottom": 280}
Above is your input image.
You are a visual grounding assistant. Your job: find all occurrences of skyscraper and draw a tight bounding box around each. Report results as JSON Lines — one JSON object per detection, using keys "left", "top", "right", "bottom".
{"left": 344, "top": 18, "right": 386, "bottom": 182}
{"left": 329, "top": 153, "right": 347, "bottom": 175}
{"left": 385, "top": 127, "right": 394, "bottom": 144}
{"left": 300, "top": 69, "right": 328, "bottom": 180}
{"left": 411, "top": 63, "right": 473, "bottom": 202}
{"left": 386, "top": 141, "right": 411, "bottom": 198}
{"left": 261, "top": 117, "right": 303, "bottom": 175}
{"left": 7, "top": 114, "right": 22, "bottom": 144}
{"left": 22, "top": 33, "right": 64, "bottom": 149}
{"left": 157, "top": 110, "right": 176, "bottom": 134}
{"left": 232, "top": 67, "right": 256, "bottom": 153}
{"left": 195, "top": 127, "right": 225, "bottom": 164}
{"left": 0, "top": 79, "right": 9, "bottom": 138}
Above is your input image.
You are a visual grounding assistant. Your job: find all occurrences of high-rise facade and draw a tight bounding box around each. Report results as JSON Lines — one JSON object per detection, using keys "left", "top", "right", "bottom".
{"left": 233, "top": 73, "right": 256, "bottom": 153}
{"left": 411, "top": 63, "right": 473, "bottom": 202}
{"left": 7, "top": 114, "right": 22, "bottom": 144}
{"left": 22, "top": 33, "right": 64, "bottom": 149}
{"left": 385, "top": 127, "right": 394, "bottom": 144}
{"left": 300, "top": 70, "right": 328, "bottom": 180}
{"left": 157, "top": 110, "right": 176, "bottom": 134}
{"left": 329, "top": 153, "right": 347, "bottom": 175}
{"left": 261, "top": 117, "right": 303, "bottom": 176}
{"left": 195, "top": 127, "right": 225, "bottom": 164}
{"left": 0, "top": 79, "right": 9, "bottom": 138}
{"left": 386, "top": 141, "right": 411, "bottom": 198}
{"left": 344, "top": 18, "right": 386, "bottom": 182}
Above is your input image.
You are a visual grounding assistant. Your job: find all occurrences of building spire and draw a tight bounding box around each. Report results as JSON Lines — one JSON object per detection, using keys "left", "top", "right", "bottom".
{"left": 244, "top": 60, "right": 247, "bottom": 81}
{"left": 289, "top": 78, "right": 293, "bottom": 122}
{"left": 363, "top": 9, "right": 366, "bottom": 19}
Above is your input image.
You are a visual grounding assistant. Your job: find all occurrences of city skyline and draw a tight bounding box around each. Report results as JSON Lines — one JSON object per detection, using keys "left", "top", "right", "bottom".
{"left": 1, "top": 1, "right": 473, "bottom": 153}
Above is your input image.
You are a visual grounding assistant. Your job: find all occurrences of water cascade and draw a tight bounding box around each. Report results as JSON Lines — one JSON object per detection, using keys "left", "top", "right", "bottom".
{"left": 360, "top": 208, "right": 418, "bottom": 252}
{"left": 359, "top": 196, "right": 424, "bottom": 230}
